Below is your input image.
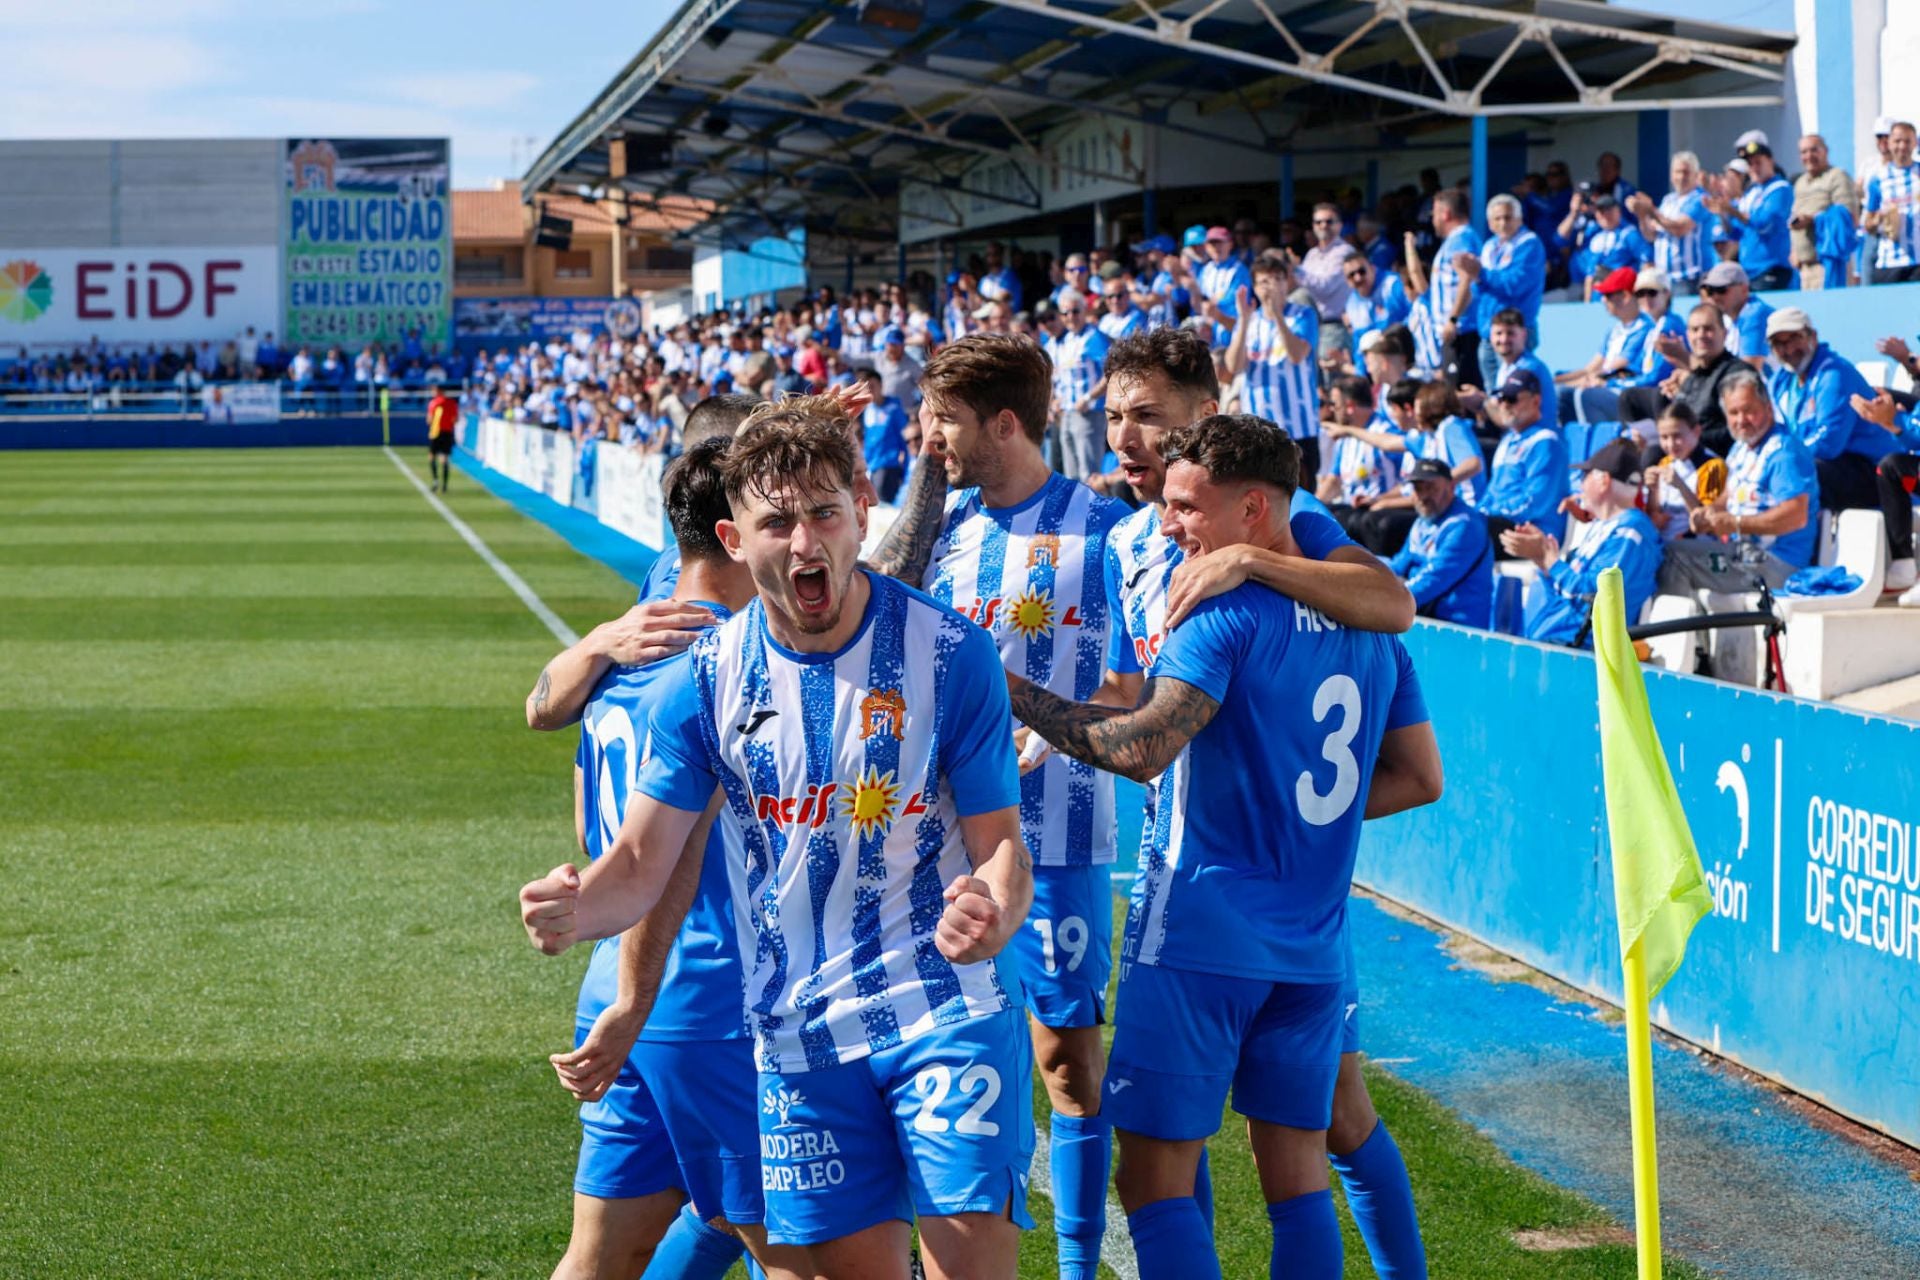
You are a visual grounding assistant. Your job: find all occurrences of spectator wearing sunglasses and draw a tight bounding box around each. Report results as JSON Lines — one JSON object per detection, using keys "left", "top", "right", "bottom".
{"left": 1699, "top": 261, "right": 1774, "bottom": 370}
{"left": 1554, "top": 267, "right": 1653, "bottom": 431}
{"left": 1097, "top": 273, "right": 1147, "bottom": 341}
{"left": 1579, "top": 194, "right": 1653, "bottom": 299}
{"left": 1298, "top": 202, "right": 1358, "bottom": 322}
{"left": 1341, "top": 256, "right": 1411, "bottom": 367}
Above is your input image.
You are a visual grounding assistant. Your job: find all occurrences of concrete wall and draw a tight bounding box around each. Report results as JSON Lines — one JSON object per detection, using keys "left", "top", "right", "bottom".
{"left": 0, "top": 139, "right": 282, "bottom": 248}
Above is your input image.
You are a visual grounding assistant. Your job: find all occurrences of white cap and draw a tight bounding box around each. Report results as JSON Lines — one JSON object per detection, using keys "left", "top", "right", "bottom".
{"left": 1734, "top": 128, "right": 1770, "bottom": 153}
{"left": 1359, "top": 329, "right": 1389, "bottom": 353}
{"left": 1765, "top": 306, "right": 1813, "bottom": 338}
{"left": 1727, "top": 157, "right": 1751, "bottom": 176}
{"left": 1634, "top": 266, "right": 1671, "bottom": 294}
{"left": 1875, "top": 115, "right": 1898, "bottom": 136}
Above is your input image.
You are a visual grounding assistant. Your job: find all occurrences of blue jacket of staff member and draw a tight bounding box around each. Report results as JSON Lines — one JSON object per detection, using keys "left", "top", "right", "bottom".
{"left": 1766, "top": 336, "right": 1883, "bottom": 463}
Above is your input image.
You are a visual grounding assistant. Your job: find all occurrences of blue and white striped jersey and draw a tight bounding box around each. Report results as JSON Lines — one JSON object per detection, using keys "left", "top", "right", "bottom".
{"left": 924, "top": 473, "right": 1126, "bottom": 868}
{"left": 1405, "top": 415, "right": 1484, "bottom": 506}
{"left": 636, "top": 573, "right": 1024, "bottom": 1073}
{"left": 1241, "top": 307, "right": 1320, "bottom": 440}
{"left": 1328, "top": 433, "right": 1398, "bottom": 503}
{"left": 1867, "top": 164, "right": 1920, "bottom": 268}
{"left": 1654, "top": 189, "right": 1713, "bottom": 282}
{"left": 1098, "top": 308, "right": 1147, "bottom": 342}
{"left": 1408, "top": 290, "right": 1444, "bottom": 373}
{"left": 1050, "top": 325, "right": 1111, "bottom": 410}
{"left": 1432, "top": 226, "right": 1483, "bottom": 332}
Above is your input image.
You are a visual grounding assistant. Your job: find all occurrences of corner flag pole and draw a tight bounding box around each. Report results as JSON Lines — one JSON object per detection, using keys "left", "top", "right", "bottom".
{"left": 1622, "top": 937, "right": 1662, "bottom": 1279}
{"left": 1592, "top": 566, "right": 1713, "bottom": 1280}
{"left": 379, "top": 387, "right": 391, "bottom": 447}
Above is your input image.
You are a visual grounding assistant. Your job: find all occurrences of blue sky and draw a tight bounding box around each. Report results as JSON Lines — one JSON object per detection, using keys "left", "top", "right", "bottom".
{"left": 0, "top": 0, "right": 679, "bottom": 188}
{"left": 0, "top": 0, "right": 1797, "bottom": 191}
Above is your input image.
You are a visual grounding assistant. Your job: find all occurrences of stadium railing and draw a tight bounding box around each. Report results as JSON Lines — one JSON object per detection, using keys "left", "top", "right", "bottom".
{"left": 0, "top": 383, "right": 440, "bottom": 419}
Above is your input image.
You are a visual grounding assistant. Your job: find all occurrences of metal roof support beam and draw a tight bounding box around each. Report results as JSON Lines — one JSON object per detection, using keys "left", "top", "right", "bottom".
{"left": 982, "top": 0, "right": 1786, "bottom": 117}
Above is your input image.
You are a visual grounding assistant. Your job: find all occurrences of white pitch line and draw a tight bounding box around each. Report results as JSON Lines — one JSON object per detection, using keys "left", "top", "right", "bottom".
{"left": 383, "top": 446, "right": 578, "bottom": 647}
{"left": 1029, "top": 1128, "right": 1140, "bottom": 1280}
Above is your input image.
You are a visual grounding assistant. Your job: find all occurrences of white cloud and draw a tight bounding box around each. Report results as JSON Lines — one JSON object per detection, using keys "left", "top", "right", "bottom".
{"left": 374, "top": 71, "right": 541, "bottom": 113}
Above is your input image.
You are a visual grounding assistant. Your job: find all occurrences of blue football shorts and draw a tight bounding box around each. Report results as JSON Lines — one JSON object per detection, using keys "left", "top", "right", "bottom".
{"left": 1341, "top": 924, "right": 1361, "bottom": 1056}
{"left": 1009, "top": 863, "right": 1114, "bottom": 1030}
{"left": 629, "top": 1037, "right": 765, "bottom": 1225}
{"left": 1103, "top": 961, "right": 1344, "bottom": 1141}
{"left": 572, "top": 1018, "right": 684, "bottom": 1201}
{"left": 756, "top": 1006, "right": 1037, "bottom": 1246}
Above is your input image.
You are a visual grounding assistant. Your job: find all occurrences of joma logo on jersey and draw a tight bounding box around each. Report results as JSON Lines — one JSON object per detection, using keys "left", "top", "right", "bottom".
{"left": 859, "top": 688, "right": 906, "bottom": 741}
{"left": 1026, "top": 533, "right": 1061, "bottom": 567}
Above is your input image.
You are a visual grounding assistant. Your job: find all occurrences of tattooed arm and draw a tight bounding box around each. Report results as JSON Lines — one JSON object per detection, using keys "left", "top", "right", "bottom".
{"left": 1007, "top": 672, "right": 1220, "bottom": 784}
{"left": 525, "top": 599, "right": 715, "bottom": 730}
{"left": 864, "top": 419, "right": 949, "bottom": 584}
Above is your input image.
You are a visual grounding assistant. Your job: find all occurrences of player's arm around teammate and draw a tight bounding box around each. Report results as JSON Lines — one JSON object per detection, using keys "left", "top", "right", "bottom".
{"left": 525, "top": 601, "right": 718, "bottom": 730}
{"left": 1162, "top": 538, "right": 1414, "bottom": 633}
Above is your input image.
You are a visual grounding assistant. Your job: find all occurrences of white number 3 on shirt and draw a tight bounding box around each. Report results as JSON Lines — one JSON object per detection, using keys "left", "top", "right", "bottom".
{"left": 1297, "top": 674, "right": 1362, "bottom": 826}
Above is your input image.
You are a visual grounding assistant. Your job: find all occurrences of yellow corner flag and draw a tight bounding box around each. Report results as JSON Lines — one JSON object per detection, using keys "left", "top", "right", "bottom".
{"left": 1592, "top": 566, "right": 1713, "bottom": 1279}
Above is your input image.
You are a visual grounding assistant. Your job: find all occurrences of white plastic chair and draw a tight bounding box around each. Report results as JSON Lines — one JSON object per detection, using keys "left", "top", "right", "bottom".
{"left": 1643, "top": 594, "right": 1702, "bottom": 673}
{"left": 1856, "top": 360, "right": 1892, "bottom": 390}
{"left": 1778, "top": 509, "right": 1888, "bottom": 617}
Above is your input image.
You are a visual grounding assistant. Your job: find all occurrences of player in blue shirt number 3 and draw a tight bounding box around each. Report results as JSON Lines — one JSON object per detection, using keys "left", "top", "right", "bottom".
{"left": 1006, "top": 417, "right": 1443, "bottom": 1280}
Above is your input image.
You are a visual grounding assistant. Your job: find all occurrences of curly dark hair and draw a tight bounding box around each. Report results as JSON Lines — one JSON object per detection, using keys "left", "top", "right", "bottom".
{"left": 1159, "top": 413, "right": 1300, "bottom": 496}
{"left": 1104, "top": 326, "right": 1220, "bottom": 403}
{"left": 721, "top": 400, "right": 858, "bottom": 509}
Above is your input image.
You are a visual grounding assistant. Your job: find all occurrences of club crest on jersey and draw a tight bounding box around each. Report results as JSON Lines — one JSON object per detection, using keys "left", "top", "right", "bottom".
{"left": 1025, "top": 532, "right": 1061, "bottom": 568}
{"left": 859, "top": 687, "right": 907, "bottom": 741}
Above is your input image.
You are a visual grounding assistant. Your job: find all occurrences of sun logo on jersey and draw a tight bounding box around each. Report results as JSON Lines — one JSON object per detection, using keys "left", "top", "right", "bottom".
{"left": 842, "top": 766, "right": 903, "bottom": 839}
{"left": 859, "top": 688, "right": 906, "bottom": 741}
{"left": 1007, "top": 587, "right": 1056, "bottom": 640}
{"left": 1026, "top": 533, "right": 1061, "bottom": 568}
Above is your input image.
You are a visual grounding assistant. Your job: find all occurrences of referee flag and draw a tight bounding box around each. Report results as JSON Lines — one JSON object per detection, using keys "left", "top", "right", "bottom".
{"left": 1593, "top": 566, "right": 1712, "bottom": 995}
{"left": 1593, "top": 566, "right": 1712, "bottom": 1279}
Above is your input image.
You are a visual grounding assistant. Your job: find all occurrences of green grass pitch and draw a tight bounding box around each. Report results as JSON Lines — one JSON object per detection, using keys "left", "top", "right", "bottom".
{"left": 0, "top": 447, "right": 1701, "bottom": 1278}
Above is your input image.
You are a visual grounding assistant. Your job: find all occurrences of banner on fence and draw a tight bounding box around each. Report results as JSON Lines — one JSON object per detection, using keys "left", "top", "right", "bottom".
{"left": 201, "top": 382, "right": 282, "bottom": 424}
{"left": 1356, "top": 622, "right": 1920, "bottom": 1147}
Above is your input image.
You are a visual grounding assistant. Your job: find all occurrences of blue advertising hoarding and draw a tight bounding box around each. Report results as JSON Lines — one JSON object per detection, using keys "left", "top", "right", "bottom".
{"left": 1357, "top": 623, "right": 1920, "bottom": 1145}
{"left": 452, "top": 296, "right": 639, "bottom": 353}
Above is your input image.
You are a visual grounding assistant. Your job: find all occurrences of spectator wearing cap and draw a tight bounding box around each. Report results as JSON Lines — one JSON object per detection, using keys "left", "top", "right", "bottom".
{"left": 1180, "top": 224, "right": 1253, "bottom": 345}
{"left": 1502, "top": 439, "right": 1661, "bottom": 646}
{"left": 1579, "top": 194, "right": 1653, "bottom": 298}
{"left": 1428, "top": 189, "right": 1484, "bottom": 381}
{"left": 1700, "top": 261, "right": 1774, "bottom": 369}
{"left": 1617, "top": 303, "right": 1744, "bottom": 453}
{"left": 771, "top": 344, "right": 809, "bottom": 397}
{"left": 1097, "top": 271, "right": 1147, "bottom": 342}
{"left": 1789, "top": 134, "right": 1859, "bottom": 290}
{"left": 1706, "top": 133, "right": 1795, "bottom": 290}
{"left": 1554, "top": 267, "right": 1654, "bottom": 428}
{"left": 1050, "top": 290, "right": 1111, "bottom": 481}
{"left": 873, "top": 326, "right": 922, "bottom": 407}
{"left": 1627, "top": 268, "right": 1686, "bottom": 390}
{"left": 1847, "top": 389, "right": 1920, "bottom": 600}
{"left": 1482, "top": 368, "right": 1570, "bottom": 549}
{"left": 1659, "top": 367, "right": 1820, "bottom": 591}
{"left": 1629, "top": 151, "right": 1713, "bottom": 295}
{"left": 1709, "top": 158, "right": 1750, "bottom": 261}
{"left": 1299, "top": 202, "right": 1359, "bottom": 322}
{"left": 853, "top": 366, "right": 911, "bottom": 504}
{"left": 1390, "top": 456, "right": 1494, "bottom": 626}
{"left": 1229, "top": 253, "right": 1322, "bottom": 481}
{"left": 1131, "top": 233, "right": 1182, "bottom": 328}
{"left": 1335, "top": 377, "right": 1486, "bottom": 557}
{"left": 1764, "top": 307, "right": 1882, "bottom": 513}
{"left": 1862, "top": 120, "right": 1920, "bottom": 284}
{"left": 1863, "top": 116, "right": 1898, "bottom": 188}
{"left": 1461, "top": 193, "right": 1547, "bottom": 392}
{"left": 1468, "top": 308, "right": 1558, "bottom": 434}
{"left": 1341, "top": 254, "right": 1411, "bottom": 365}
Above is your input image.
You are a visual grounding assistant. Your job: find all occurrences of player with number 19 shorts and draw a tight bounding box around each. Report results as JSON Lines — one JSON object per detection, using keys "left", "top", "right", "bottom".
{"left": 522, "top": 401, "right": 1037, "bottom": 1280}
{"left": 917, "top": 334, "right": 1126, "bottom": 1280}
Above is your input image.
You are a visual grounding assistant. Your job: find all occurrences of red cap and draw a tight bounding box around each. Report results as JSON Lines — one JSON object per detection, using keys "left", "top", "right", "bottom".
{"left": 1595, "top": 266, "right": 1639, "bottom": 296}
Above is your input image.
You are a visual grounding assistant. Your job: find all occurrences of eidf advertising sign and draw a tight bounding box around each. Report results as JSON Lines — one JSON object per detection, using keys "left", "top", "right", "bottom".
{"left": 0, "top": 249, "right": 279, "bottom": 350}
{"left": 284, "top": 138, "right": 452, "bottom": 351}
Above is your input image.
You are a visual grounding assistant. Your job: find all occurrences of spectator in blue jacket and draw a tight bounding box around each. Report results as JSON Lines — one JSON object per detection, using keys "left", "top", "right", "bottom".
{"left": 1700, "top": 261, "right": 1774, "bottom": 370}
{"left": 1706, "top": 134, "right": 1795, "bottom": 290}
{"left": 1482, "top": 369, "right": 1570, "bottom": 550}
{"left": 1503, "top": 438, "right": 1662, "bottom": 646}
{"left": 1459, "top": 194, "right": 1547, "bottom": 391}
{"left": 1763, "top": 307, "right": 1881, "bottom": 513}
{"left": 1462, "top": 308, "right": 1556, "bottom": 434}
{"left": 1340, "top": 255, "right": 1411, "bottom": 365}
{"left": 1390, "top": 457, "right": 1493, "bottom": 626}
{"left": 856, "top": 366, "right": 910, "bottom": 502}
{"left": 1580, "top": 195, "right": 1653, "bottom": 297}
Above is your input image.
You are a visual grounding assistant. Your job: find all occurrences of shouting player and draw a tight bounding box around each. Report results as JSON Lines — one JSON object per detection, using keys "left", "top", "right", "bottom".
{"left": 522, "top": 403, "right": 1037, "bottom": 1280}
{"left": 1007, "top": 417, "right": 1441, "bottom": 1280}
{"left": 555, "top": 435, "right": 806, "bottom": 1280}
{"left": 915, "top": 334, "right": 1127, "bottom": 1280}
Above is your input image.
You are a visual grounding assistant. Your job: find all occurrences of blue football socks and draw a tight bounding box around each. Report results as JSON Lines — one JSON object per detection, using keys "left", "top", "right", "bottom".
{"left": 641, "top": 1203, "right": 744, "bottom": 1280}
{"left": 1128, "top": 1196, "right": 1221, "bottom": 1280}
{"left": 1267, "top": 1189, "right": 1343, "bottom": 1280}
{"left": 1329, "top": 1122, "right": 1428, "bottom": 1279}
{"left": 1194, "top": 1144, "right": 1215, "bottom": 1232}
{"left": 1050, "top": 1111, "right": 1112, "bottom": 1280}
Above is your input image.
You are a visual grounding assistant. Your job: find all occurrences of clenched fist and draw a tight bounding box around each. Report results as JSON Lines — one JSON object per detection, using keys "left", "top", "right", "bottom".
{"left": 936, "top": 874, "right": 1005, "bottom": 964}
{"left": 521, "top": 863, "right": 582, "bottom": 955}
